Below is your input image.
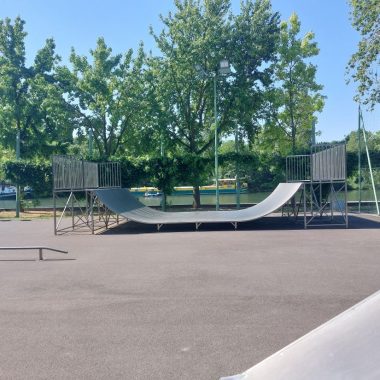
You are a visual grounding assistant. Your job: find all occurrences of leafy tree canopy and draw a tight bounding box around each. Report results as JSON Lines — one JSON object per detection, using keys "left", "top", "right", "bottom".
{"left": 68, "top": 38, "right": 147, "bottom": 160}
{"left": 0, "top": 17, "right": 75, "bottom": 158}
{"left": 347, "top": 0, "right": 380, "bottom": 109}
{"left": 261, "top": 12, "right": 325, "bottom": 155}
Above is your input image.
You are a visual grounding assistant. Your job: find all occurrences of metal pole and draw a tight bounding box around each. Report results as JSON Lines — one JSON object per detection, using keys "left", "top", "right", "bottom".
{"left": 15, "top": 130, "right": 21, "bottom": 218}
{"left": 235, "top": 123, "right": 240, "bottom": 209}
{"left": 358, "top": 105, "right": 362, "bottom": 213}
{"left": 311, "top": 120, "right": 316, "bottom": 146}
{"left": 303, "top": 183, "right": 307, "bottom": 229}
{"left": 53, "top": 193, "right": 57, "bottom": 235}
{"left": 360, "top": 112, "right": 379, "bottom": 216}
{"left": 88, "top": 128, "right": 93, "bottom": 159}
{"left": 214, "top": 74, "right": 219, "bottom": 211}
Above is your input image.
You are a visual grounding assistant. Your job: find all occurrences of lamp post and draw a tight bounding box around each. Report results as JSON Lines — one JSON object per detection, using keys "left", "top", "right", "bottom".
{"left": 197, "top": 59, "right": 231, "bottom": 210}
{"left": 15, "top": 130, "right": 20, "bottom": 218}
{"left": 88, "top": 128, "right": 94, "bottom": 159}
{"left": 235, "top": 123, "right": 240, "bottom": 209}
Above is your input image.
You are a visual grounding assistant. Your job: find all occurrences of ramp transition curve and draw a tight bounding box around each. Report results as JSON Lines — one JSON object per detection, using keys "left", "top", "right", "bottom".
{"left": 94, "top": 182, "right": 303, "bottom": 229}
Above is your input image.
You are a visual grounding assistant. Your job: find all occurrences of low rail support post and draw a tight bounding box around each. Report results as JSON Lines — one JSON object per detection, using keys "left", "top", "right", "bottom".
{"left": 303, "top": 183, "right": 307, "bottom": 229}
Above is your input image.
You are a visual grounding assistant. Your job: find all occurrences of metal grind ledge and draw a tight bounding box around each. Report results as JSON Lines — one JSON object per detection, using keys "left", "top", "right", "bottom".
{"left": 0, "top": 246, "right": 68, "bottom": 260}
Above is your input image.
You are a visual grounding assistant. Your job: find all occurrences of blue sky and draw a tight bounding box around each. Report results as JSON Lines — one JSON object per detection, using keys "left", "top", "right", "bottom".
{"left": 0, "top": 0, "right": 378, "bottom": 142}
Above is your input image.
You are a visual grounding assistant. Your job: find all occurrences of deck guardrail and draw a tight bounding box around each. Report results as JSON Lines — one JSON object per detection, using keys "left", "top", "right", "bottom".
{"left": 52, "top": 156, "right": 121, "bottom": 191}
{"left": 286, "top": 144, "right": 346, "bottom": 183}
{"left": 286, "top": 155, "right": 311, "bottom": 182}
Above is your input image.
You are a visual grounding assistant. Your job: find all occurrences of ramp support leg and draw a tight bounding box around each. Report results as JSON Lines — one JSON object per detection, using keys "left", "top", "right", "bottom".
{"left": 231, "top": 222, "right": 238, "bottom": 230}
{"left": 157, "top": 224, "right": 163, "bottom": 232}
{"left": 303, "top": 183, "right": 307, "bottom": 229}
{"left": 195, "top": 222, "right": 202, "bottom": 230}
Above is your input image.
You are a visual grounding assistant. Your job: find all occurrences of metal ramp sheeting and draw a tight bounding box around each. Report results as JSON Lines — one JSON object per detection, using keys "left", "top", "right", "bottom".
{"left": 93, "top": 182, "right": 302, "bottom": 228}
{"left": 220, "top": 290, "right": 380, "bottom": 380}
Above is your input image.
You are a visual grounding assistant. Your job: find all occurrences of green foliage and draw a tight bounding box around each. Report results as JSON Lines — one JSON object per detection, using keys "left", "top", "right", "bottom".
{"left": 248, "top": 153, "right": 286, "bottom": 191}
{"left": 0, "top": 17, "right": 75, "bottom": 158}
{"left": 1, "top": 159, "right": 52, "bottom": 196}
{"left": 0, "top": 6, "right": 329, "bottom": 195}
{"left": 346, "top": 130, "right": 380, "bottom": 153}
{"left": 68, "top": 39, "right": 147, "bottom": 159}
{"left": 175, "top": 154, "right": 213, "bottom": 186}
{"left": 147, "top": 156, "right": 178, "bottom": 195}
{"left": 347, "top": 0, "right": 380, "bottom": 109}
{"left": 264, "top": 13, "right": 325, "bottom": 155}
{"left": 149, "top": 0, "right": 280, "bottom": 206}
{"left": 118, "top": 156, "right": 150, "bottom": 188}
{"left": 229, "top": 0, "right": 280, "bottom": 142}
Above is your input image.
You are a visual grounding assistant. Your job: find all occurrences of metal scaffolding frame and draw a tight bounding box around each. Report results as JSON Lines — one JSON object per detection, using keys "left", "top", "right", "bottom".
{"left": 286, "top": 143, "right": 348, "bottom": 228}
{"left": 53, "top": 156, "right": 121, "bottom": 235}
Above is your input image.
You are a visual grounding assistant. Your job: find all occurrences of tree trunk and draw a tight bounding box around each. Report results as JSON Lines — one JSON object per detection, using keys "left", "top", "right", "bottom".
{"left": 161, "top": 193, "right": 167, "bottom": 211}
{"left": 193, "top": 186, "right": 201, "bottom": 209}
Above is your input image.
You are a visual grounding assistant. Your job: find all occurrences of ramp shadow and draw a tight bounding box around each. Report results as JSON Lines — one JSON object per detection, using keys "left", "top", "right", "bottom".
{"left": 99, "top": 214, "right": 380, "bottom": 235}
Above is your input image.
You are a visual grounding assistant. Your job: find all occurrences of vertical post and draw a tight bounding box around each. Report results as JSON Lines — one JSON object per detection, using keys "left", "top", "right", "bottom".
{"left": 345, "top": 180, "right": 348, "bottom": 228}
{"left": 160, "top": 129, "right": 166, "bottom": 211}
{"left": 358, "top": 105, "right": 362, "bottom": 213}
{"left": 90, "top": 192, "right": 94, "bottom": 234}
{"left": 88, "top": 128, "right": 93, "bottom": 159}
{"left": 360, "top": 112, "right": 380, "bottom": 215}
{"left": 311, "top": 120, "right": 316, "bottom": 146}
{"left": 214, "top": 74, "right": 219, "bottom": 211}
{"left": 15, "top": 130, "right": 21, "bottom": 218}
{"left": 235, "top": 123, "right": 240, "bottom": 209}
{"left": 38, "top": 248, "right": 43, "bottom": 261}
{"left": 303, "top": 183, "right": 307, "bottom": 229}
{"left": 71, "top": 192, "right": 75, "bottom": 230}
{"left": 160, "top": 129, "right": 164, "bottom": 157}
{"left": 53, "top": 193, "right": 57, "bottom": 235}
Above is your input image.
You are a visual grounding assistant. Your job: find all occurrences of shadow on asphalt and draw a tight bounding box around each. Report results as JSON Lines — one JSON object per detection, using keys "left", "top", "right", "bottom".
{"left": 100, "top": 214, "right": 380, "bottom": 235}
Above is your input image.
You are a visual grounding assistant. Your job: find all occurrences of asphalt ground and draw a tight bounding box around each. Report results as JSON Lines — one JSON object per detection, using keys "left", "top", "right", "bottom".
{"left": 0, "top": 213, "right": 380, "bottom": 379}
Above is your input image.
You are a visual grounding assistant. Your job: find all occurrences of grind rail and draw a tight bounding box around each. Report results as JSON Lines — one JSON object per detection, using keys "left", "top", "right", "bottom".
{"left": 0, "top": 246, "right": 68, "bottom": 260}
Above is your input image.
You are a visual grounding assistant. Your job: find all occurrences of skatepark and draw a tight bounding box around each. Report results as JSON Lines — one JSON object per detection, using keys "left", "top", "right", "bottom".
{"left": 1, "top": 213, "right": 380, "bottom": 379}
{"left": 1, "top": 144, "right": 380, "bottom": 379}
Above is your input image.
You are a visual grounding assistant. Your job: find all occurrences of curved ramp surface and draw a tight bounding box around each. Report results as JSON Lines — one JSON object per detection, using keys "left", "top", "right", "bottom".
{"left": 220, "top": 290, "right": 380, "bottom": 380}
{"left": 94, "top": 182, "right": 302, "bottom": 227}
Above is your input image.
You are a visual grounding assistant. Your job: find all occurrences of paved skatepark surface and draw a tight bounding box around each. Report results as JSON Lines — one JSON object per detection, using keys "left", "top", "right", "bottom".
{"left": 1, "top": 214, "right": 380, "bottom": 379}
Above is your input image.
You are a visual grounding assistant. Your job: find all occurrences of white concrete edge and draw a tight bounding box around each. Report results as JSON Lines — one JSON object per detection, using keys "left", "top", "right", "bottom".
{"left": 219, "top": 288, "right": 380, "bottom": 380}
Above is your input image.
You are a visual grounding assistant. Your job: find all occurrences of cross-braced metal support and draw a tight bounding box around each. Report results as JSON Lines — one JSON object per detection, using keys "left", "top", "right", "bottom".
{"left": 52, "top": 156, "right": 121, "bottom": 235}
{"left": 287, "top": 144, "right": 348, "bottom": 229}
{"left": 54, "top": 190, "right": 120, "bottom": 235}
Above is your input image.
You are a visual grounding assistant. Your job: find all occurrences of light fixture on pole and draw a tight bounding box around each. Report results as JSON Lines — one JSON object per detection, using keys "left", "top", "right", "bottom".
{"left": 15, "top": 130, "right": 20, "bottom": 218}
{"left": 214, "top": 59, "right": 231, "bottom": 210}
{"left": 195, "top": 59, "right": 231, "bottom": 210}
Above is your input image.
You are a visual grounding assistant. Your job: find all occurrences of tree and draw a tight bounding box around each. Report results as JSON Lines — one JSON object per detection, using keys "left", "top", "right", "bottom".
{"left": 68, "top": 38, "right": 147, "bottom": 160}
{"left": 263, "top": 13, "right": 324, "bottom": 155}
{"left": 150, "top": 0, "right": 280, "bottom": 207}
{"left": 347, "top": 0, "right": 380, "bottom": 109}
{"left": 346, "top": 129, "right": 380, "bottom": 152}
{"left": 0, "top": 17, "right": 75, "bottom": 158}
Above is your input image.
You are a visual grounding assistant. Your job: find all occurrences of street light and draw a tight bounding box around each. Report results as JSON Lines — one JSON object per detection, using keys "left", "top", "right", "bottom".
{"left": 15, "top": 130, "right": 20, "bottom": 218}
{"left": 197, "top": 59, "right": 231, "bottom": 210}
